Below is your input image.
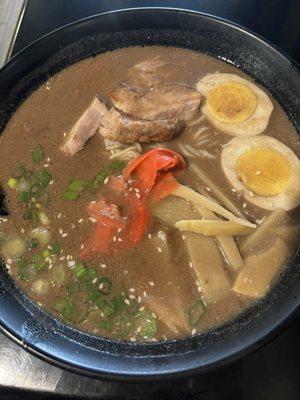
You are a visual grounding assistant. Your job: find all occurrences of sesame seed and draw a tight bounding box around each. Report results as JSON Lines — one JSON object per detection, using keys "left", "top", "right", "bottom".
{"left": 189, "top": 262, "right": 193, "bottom": 269}
{"left": 49, "top": 180, "right": 54, "bottom": 185}
{"left": 5, "top": 264, "right": 11, "bottom": 271}
{"left": 117, "top": 238, "right": 123, "bottom": 242}
{"left": 63, "top": 132, "right": 67, "bottom": 137}
{"left": 182, "top": 235, "right": 186, "bottom": 240}
{"left": 206, "top": 187, "right": 211, "bottom": 192}
{"left": 78, "top": 218, "right": 83, "bottom": 223}
{"left": 192, "top": 329, "right": 196, "bottom": 335}
{"left": 59, "top": 228, "right": 63, "bottom": 235}
{"left": 148, "top": 233, "right": 152, "bottom": 239}
{"left": 136, "top": 193, "right": 141, "bottom": 198}
{"left": 90, "top": 200, "right": 96, "bottom": 204}
{"left": 47, "top": 157, "right": 51, "bottom": 162}
{"left": 113, "top": 236, "right": 117, "bottom": 242}
{"left": 104, "top": 177, "right": 109, "bottom": 184}
{"left": 124, "top": 269, "right": 128, "bottom": 274}
{"left": 255, "top": 170, "right": 261, "bottom": 175}
{"left": 137, "top": 296, "right": 142, "bottom": 303}
{"left": 157, "top": 247, "right": 162, "bottom": 253}
{"left": 89, "top": 217, "right": 97, "bottom": 223}
{"left": 67, "top": 260, "right": 75, "bottom": 267}
{"left": 197, "top": 286, "right": 202, "bottom": 293}
{"left": 62, "top": 233, "right": 68, "bottom": 237}
{"left": 37, "top": 302, "right": 43, "bottom": 306}
{"left": 243, "top": 203, "right": 247, "bottom": 209}
{"left": 99, "top": 283, "right": 104, "bottom": 289}
{"left": 124, "top": 299, "right": 130, "bottom": 305}
{"left": 100, "top": 263, "right": 106, "bottom": 268}
{"left": 152, "top": 313, "right": 156, "bottom": 319}
{"left": 57, "top": 213, "right": 62, "bottom": 218}
{"left": 80, "top": 244, "right": 84, "bottom": 250}
{"left": 143, "top": 291, "right": 147, "bottom": 297}
{"left": 139, "top": 306, "right": 145, "bottom": 311}
{"left": 43, "top": 163, "right": 50, "bottom": 168}
{"left": 129, "top": 288, "right": 135, "bottom": 292}
{"left": 59, "top": 256, "right": 65, "bottom": 261}
{"left": 92, "top": 277, "right": 98, "bottom": 284}
{"left": 129, "top": 294, "right": 135, "bottom": 299}
{"left": 136, "top": 326, "right": 142, "bottom": 333}
{"left": 231, "top": 188, "right": 237, "bottom": 192}
{"left": 130, "top": 337, "right": 136, "bottom": 342}
{"left": 71, "top": 224, "right": 75, "bottom": 229}
{"left": 117, "top": 228, "right": 122, "bottom": 233}
{"left": 149, "top": 281, "right": 154, "bottom": 286}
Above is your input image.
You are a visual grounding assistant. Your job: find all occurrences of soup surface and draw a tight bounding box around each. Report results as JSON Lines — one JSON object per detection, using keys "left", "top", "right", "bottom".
{"left": 0, "top": 46, "right": 299, "bottom": 342}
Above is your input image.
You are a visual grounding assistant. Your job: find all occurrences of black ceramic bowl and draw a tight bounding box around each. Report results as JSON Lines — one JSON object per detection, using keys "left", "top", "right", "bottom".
{"left": 0, "top": 8, "right": 299, "bottom": 380}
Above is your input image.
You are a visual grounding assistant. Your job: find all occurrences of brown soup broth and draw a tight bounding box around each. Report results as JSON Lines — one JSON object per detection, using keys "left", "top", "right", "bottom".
{"left": 0, "top": 46, "right": 299, "bottom": 342}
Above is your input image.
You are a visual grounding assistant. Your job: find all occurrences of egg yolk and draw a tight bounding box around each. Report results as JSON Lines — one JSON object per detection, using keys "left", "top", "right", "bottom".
{"left": 206, "top": 82, "right": 257, "bottom": 123}
{"left": 236, "top": 147, "right": 291, "bottom": 196}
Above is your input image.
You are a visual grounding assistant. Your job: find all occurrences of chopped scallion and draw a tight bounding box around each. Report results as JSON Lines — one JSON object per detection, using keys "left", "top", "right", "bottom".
{"left": 73, "top": 262, "right": 87, "bottom": 279}
{"left": 31, "top": 145, "right": 45, "bottom": 165}
{"left": 50, "top": 242, "right": 61, "bottom": 254}
{"left": 187, "top": 299, "right": 206, "bottom": 326}
{"left": 36, "top": 169, "right": 52, "bottom": 187}
{"left": 7, "top": 177, "right": 18, "bottom": 189}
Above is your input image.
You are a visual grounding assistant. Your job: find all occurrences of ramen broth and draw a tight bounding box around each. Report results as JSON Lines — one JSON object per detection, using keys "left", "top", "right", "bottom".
{"left": 0, "top": 46, "right": 299, "bottom": 342}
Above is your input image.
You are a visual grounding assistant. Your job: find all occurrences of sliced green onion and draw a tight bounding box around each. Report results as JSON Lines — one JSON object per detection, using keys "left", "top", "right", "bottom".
{"left": 19, "top": 191, "right": 30, "bottom": 203}
{"left": 28, "top": 238, "right": 39, "bottom": 250}
{"left": 42, "top": 249, "right": 50, "bottom": 259}
{"left": 31, "top": 278, "right": 49, "bottom": 295}
{"left": 73, "top": 262, "right": 87, "bottom": 279}
{"left": 97, "top": 299, "right": 115, "bottom": 317}
{"left": 68, "top": 179, "right": 87, "bottom": 193}
{"left": 52, "top": 297, "right": 88, "bottom": 322}
{"left": 31, "top": 253, "right": 46, "bottom": 270}
{"left": 110, "top": 159, "right": 126, "bottom": 171}
{"left": 137, "top": 311, "right": 157, "bottom": 339}
{"left": 67, "top": 282, "right": 79, "bottom": 295}
{"left": 51, "top": 264, "right": 66, "bottom": 285}
{"left": 19, "top": 260, "right": 38, "bottom": 281}
{"left": 111, "top": 295, "right": 126, "bottom": 313}
{"left": 99, "top": 320, "right": 112, "bottom": 330}
{"left": 62, "top": 190, "right": 80, "bottom": 201}
{"left": 7, "top": 177, "right": 18, "bottom": 189}
{"left": 187, "top": 300, "right": 206, "bottom": 326}
{"left": 18, "top": 178, "right": 31, "bottom": 193}
{"left": 98, "top": 277, "right": 112, "bottom": 295}
{"left": 52, "top": 297, "right": 68, "bottom": 313}
{"left": 38, "top": 211, "right": 50, "bottom": 226}
{"left": 2, "top": 236, "right": 26, "bottom": 259}
{"left": 31, "top": 145, "right": 45, "bottom": 164}
{"left": 50, "top": 242, "right": 61, "bottom": 254}
{"left": 86, "top": 268, "right": 97, "bottom": 281}
{"left": 36, "top": 169, "right": 52, "bottom": 187}
{"left": 30, "top": 226, "right": 51, "bottom": 247}
{"left": 23, "top": 205, "right": 39, "bottom": 224}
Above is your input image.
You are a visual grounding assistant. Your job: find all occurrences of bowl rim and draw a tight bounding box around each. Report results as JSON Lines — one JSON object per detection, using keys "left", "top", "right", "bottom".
{"left": 0, "top": 7, "right": 299, "bottom": 381}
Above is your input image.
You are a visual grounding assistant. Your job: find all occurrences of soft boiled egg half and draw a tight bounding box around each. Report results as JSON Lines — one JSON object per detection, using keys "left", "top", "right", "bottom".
{"left": 196, "top": 73, "right": 273, "bottom": 136}
{"left": 221, "top": 135, "right": 300, "bottom": 211}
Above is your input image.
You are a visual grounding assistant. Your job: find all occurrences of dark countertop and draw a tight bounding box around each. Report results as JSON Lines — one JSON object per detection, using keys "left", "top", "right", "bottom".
{"left": 1, "top": 0, "right": 300, "bottom": 398}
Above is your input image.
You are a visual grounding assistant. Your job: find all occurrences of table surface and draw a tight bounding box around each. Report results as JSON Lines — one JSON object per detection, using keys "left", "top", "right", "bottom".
{"left": 1, "top": 0, "right": 300, "bottom": 398}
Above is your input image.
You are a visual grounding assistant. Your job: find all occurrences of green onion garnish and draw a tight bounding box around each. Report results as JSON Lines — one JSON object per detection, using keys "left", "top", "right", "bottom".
{"left": 36, "top": 169, "right": 52, "bottom": 187}
{"left": 187, "top": 299, "right": 206, "bottom": 326}
{"left": 50, "top": 243, "right": 61, "bottom": 254}
{"left": 73, "top": 262, "right": 87, "bottom": 279}
{"left": 19, "top": 191, "right": 30, "bottom": 203}
{"left": 62, "top": 190, "right": 80, "bottom": 200}
{"left": 7, "top": 177, "right": 18, "bottom": 189}
{"left": 28, "top": 238, "right": 39, "bottom": 250}
{"left": 31, "top": 145, "right": 45, "bottom": 165}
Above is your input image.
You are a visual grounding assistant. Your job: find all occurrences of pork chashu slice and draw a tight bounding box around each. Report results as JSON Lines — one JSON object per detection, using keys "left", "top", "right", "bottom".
{"left": 110, "top": 85, "right": 201, "bottom": 122}
{"left": 61, "top": 97, "right": 108, "bottom": 156}
{"left": 99, "top": 107, "right": 184, "bottom": 144}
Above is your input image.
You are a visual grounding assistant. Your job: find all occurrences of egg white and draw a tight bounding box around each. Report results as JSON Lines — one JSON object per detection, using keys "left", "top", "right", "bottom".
{"left": 196, "top": 73, "right": 273, "bottom": 136}
{"left": 221, "top": 135, "right": 300, "bottom": 211}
